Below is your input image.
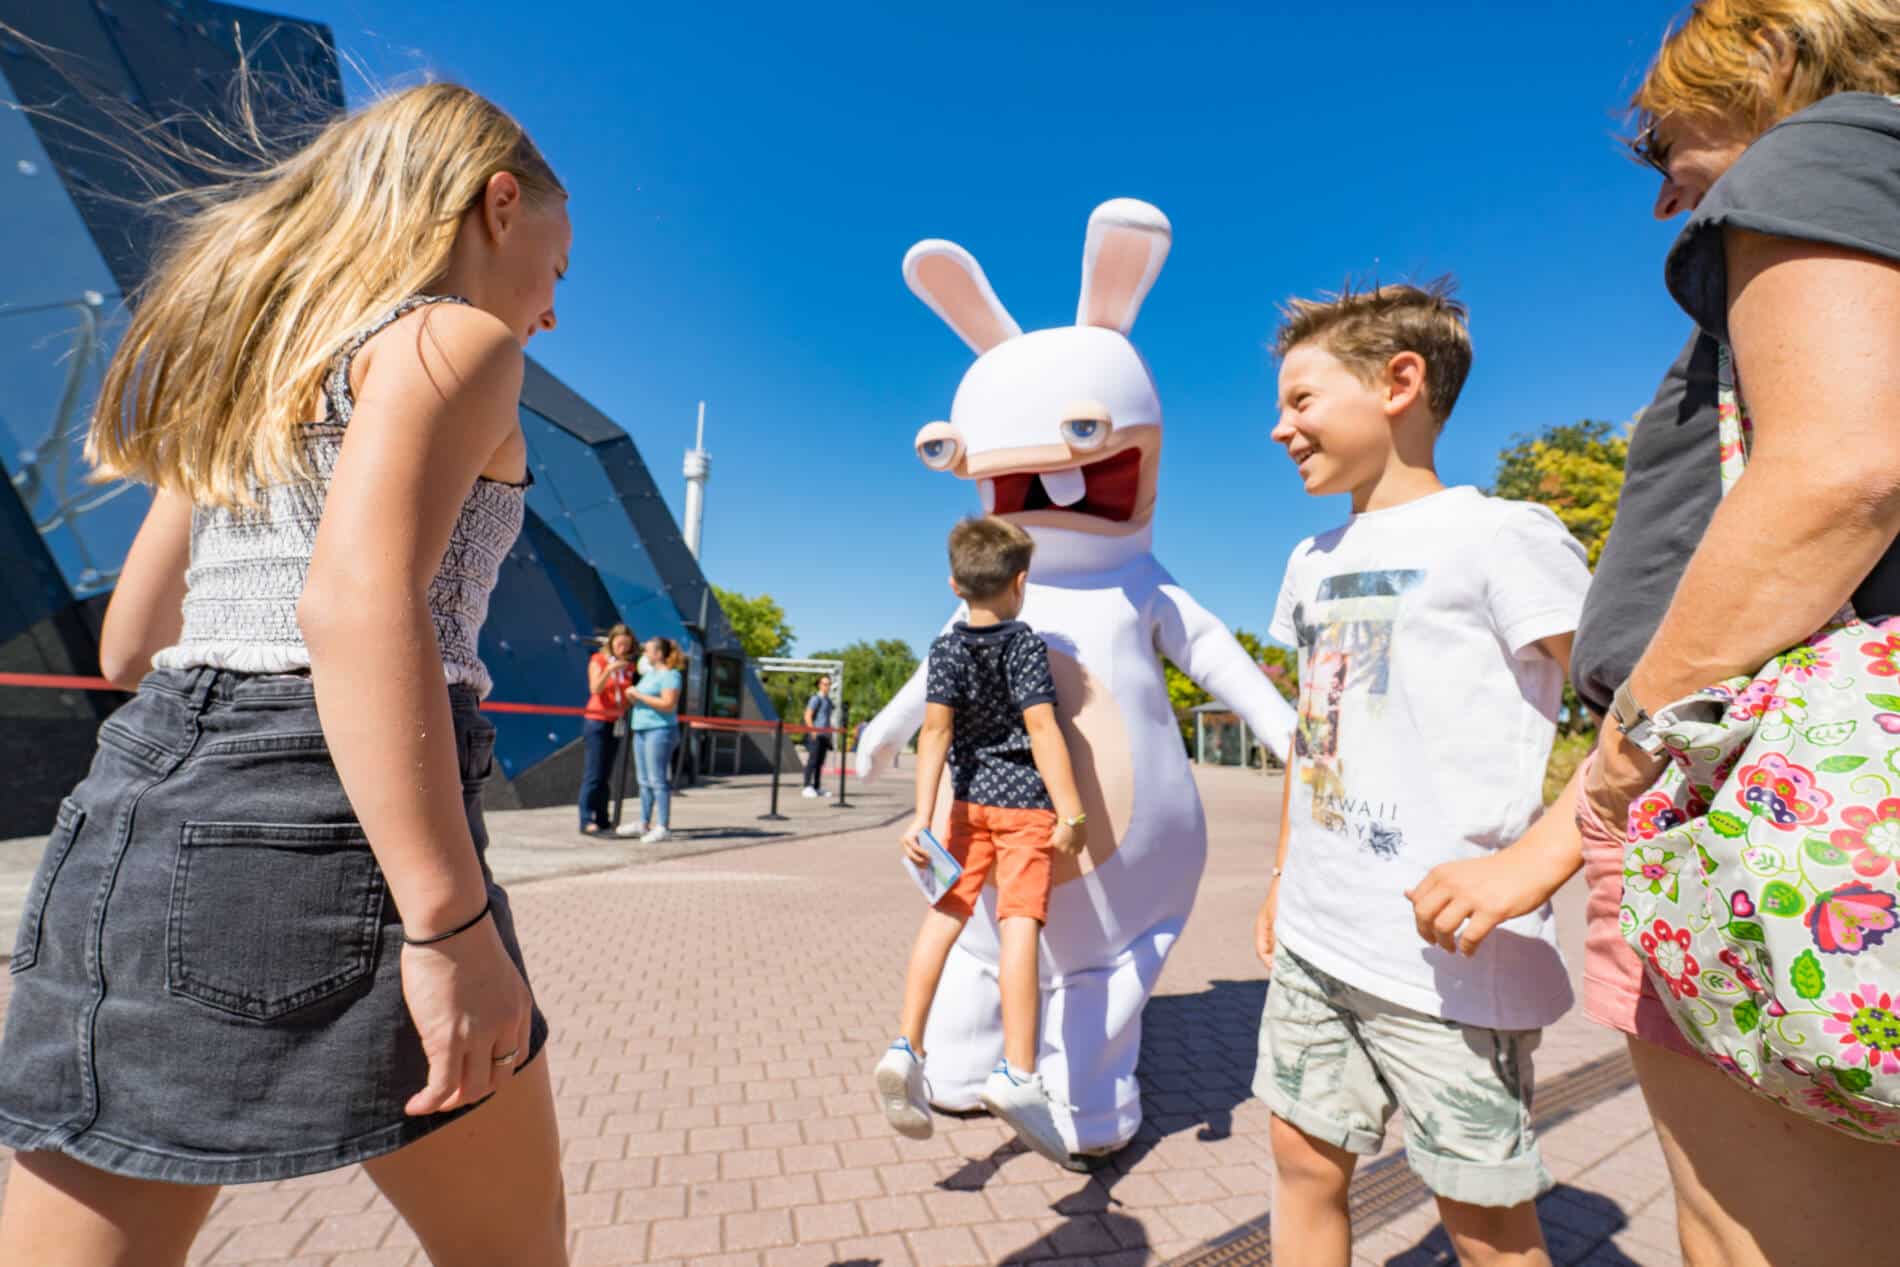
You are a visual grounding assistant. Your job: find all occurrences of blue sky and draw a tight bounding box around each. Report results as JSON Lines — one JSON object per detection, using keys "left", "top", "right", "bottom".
{"left": 272, "top": 0, "right": 1696, "bottom": 658}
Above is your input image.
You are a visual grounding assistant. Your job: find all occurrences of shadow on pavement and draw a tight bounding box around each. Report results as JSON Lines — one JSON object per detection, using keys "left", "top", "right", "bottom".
{"left": 980, "top": 978, "right": 1268, "bottom": 1264}
{"left": 1383, "top": 1184, "right": 1641, "bottom": 1266}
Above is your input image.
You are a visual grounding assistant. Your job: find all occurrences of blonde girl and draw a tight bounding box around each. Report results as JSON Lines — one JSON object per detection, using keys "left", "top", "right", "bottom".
{"left": 0, "top": 82, "right": 572, "bottom": 1265}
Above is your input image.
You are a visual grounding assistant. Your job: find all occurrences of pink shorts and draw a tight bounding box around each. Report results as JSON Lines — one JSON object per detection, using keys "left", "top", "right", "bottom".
{"left": 1577, "top": 755, "right": 1697, "bottom": 1058}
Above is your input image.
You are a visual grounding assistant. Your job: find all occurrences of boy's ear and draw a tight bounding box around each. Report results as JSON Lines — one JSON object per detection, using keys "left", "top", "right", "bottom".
{"left": 948, "top": 574, "right": 965, "bottom": 601}
{"left": 1382, "top": 351, "right": 1429, "bottom": 420}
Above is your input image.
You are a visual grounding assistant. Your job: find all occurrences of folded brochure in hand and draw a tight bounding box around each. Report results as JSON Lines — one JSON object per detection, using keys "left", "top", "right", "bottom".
{"left": 904, "top": 828, "right": 962, "bottom": 905}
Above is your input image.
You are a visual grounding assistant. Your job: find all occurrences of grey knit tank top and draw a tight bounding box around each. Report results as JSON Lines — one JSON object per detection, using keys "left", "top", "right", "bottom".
{"left": 151, "top": 296, "right": 526, "bottom": 697}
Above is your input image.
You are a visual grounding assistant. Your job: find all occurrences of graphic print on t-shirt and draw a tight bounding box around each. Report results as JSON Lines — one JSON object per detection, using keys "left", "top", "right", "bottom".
{"left": 1291, "top": 568, "right": 1424, "bottom": 858}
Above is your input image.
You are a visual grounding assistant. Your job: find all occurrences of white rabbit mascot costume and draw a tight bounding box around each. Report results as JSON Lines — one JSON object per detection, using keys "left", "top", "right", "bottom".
{"left": 857, "top": 199, "right": 1296, "bottom": 1157}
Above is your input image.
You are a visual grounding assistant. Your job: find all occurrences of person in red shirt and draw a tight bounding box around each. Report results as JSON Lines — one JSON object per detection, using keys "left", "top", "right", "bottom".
{"left": 578, "top": 624, "right": 638, "bottom": 834}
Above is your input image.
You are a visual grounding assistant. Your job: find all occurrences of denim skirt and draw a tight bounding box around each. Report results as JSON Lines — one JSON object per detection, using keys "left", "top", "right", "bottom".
{"left": 0, "top": 667, "right": 549, "bottom": 1185}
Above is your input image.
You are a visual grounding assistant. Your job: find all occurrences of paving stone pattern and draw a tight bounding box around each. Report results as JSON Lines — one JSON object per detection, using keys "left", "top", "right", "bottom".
{"left": 0, "top": 767, "right": 1682, "bottom": 1265}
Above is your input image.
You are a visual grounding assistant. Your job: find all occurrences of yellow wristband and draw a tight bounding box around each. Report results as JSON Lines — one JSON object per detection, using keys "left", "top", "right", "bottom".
{"left": 1063, "top": 813, "right": 1087, "bottom": 827}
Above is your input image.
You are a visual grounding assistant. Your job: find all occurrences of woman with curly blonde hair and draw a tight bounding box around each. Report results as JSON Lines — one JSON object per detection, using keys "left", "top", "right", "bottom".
{"left": 0, "top": 81, "right": 572, "bottom": 1265}
{"left": 1414, "top": 2, "right": 1900, "bottom": 1264}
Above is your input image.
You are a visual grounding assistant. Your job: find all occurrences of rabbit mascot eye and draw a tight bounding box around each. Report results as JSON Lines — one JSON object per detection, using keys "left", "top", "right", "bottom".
{"left": 856, "top": 199, "right": 1296, "bottom": 1160}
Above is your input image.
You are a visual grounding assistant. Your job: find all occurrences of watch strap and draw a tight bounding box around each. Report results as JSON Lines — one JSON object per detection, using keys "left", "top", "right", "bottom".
{"left": 1612, "top": 679, "right": 1670, "bottom": 757}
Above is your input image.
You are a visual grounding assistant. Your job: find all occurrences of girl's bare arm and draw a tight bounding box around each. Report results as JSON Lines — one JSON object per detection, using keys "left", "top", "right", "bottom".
{"left": 97, "top": 489, "right": 193, "bottom": 690}
{"left": 298, "top": 303, "right": 531, "bottom": 1116}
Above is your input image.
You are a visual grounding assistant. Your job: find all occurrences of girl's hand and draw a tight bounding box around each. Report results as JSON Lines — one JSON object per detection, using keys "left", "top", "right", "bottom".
{"left": 399, "top": 909, "right": 534, "bottom": 1116}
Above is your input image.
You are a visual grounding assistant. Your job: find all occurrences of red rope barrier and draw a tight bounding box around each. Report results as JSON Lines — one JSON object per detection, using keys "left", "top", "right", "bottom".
{"left": 480, "top": 700, "right": 591, "bottom": 717}
{"left": 0, "top": 671, "right": 849, "bottom": 735}
{"left": 0, "top": 672, "right": 119, "bottom": 691}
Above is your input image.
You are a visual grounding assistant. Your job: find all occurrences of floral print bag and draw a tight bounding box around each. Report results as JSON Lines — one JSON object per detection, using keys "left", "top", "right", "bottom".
{"left": 1622, "top": 348, "right": 1900, "bottom": 1141}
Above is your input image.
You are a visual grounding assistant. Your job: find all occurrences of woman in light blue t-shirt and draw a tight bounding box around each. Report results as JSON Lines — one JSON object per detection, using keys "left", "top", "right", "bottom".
{"left": 617, "top": 636, "right": 684, "bottom": 842}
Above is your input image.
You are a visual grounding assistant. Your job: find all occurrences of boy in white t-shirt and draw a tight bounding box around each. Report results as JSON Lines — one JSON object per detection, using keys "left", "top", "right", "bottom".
{"left": 1254, "top": 281, "right": 1589, "bottom": 1267}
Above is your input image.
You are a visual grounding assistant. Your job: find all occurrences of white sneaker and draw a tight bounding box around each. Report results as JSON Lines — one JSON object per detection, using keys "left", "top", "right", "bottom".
{"left": 874, "top": 1041, "right": 933, "bottom": 1139}
{"left": 980, "top": 1063, "right": 1072, "bottom": 1167}
{"left": 613, "top": 823, "right": 645, "bottom": 838}
{"left": 801, "top": 786, "right": 820, "bottom": 799}
{"left": 641, "top": 826, "right": 671, "bottom": 843}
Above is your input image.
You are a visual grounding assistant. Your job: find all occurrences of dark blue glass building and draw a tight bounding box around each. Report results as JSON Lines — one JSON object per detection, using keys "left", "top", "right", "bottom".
{"left": 0, "top": 0, "right": 777, "bottom": 831}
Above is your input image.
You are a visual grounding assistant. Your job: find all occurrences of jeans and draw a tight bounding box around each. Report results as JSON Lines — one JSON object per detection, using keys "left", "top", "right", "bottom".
{"left": 804, "top": 736, "right": 831, "bottom": 790}
{"left": 578, "top": 717, "right": 621, "bottom": 828}
{"left": 635, "top": 726, "right": 676, "bottom": 828}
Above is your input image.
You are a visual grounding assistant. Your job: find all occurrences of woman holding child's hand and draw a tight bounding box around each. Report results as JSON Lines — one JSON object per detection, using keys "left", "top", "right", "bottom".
{"left": 1441, "top": 6, "right": 1900, "bottom": 1265}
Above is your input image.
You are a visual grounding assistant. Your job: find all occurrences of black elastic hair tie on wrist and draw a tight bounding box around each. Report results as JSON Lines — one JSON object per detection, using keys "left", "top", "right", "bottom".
{"left": 402, "top": 896, "right": 493, "bottom": 947}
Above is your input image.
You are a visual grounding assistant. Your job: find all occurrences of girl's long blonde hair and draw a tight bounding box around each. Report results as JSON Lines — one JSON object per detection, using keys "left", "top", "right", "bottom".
{"left": 86, "top": 81, "right": 563, "bottom": 508}
{"left": 1633, "top": 0, "right": 1900, "bottom": 135}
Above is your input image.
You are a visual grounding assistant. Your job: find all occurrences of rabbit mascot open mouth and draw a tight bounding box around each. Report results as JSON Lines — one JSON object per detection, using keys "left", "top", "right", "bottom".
{"left": 856, "top": 198, "right": 1296, "bottom": 1159}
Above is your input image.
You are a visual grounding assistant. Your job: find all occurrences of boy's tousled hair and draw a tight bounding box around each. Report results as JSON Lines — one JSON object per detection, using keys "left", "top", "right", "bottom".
{"left": 1274, "top": 278, "right": 1473, "bottom": 426}
{"left": 948, "top": 516, "right": 1035, "bottom": 600}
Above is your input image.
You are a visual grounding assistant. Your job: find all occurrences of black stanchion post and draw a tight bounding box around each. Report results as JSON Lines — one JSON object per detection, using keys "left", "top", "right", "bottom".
{"left": 611, "top": 712, "right": 635, "bottom": 830}
{"left": 833, "top": 704, "right": 851, "bottom": 808}
{"left": 674, "top": 720, "right": 693, "bottom": 794}
{"left": 759, "top": 719, "right": 789, "bottom": 821}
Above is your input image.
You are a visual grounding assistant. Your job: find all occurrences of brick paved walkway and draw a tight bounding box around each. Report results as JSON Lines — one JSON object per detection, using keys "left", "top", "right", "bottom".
{"left": 0, "top": 766, "right": 1682, "bottom": 1265}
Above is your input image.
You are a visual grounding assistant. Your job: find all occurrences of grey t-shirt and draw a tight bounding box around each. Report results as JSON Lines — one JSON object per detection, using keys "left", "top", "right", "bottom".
{"left": 1665, "top": 90, "right": 1900, "bottom": 623}
{"left": 806, "top": 693, "right": 833, "bottom": 732}
{"left": 1575, "top": 92, "right": 1900, "bottom": 716}
{"left": 1570, "top": 333, "right": 1721, "bottom": 717}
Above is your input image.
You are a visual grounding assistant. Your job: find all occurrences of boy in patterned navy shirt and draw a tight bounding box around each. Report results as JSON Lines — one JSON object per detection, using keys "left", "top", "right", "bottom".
{"left": 874, "top": 516, "right": 1088, "bottom": 1166}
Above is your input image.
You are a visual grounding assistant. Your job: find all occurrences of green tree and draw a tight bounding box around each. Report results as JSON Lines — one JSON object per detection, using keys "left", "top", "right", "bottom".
{"left": 1161, "top": 629, "right": 1296, "bottom": 753}
{"left": 1492, "top": 419, "right": 1630, "bottom": 751}
{"left": 807, "top": 639, "right": 921, "bottom": 746}
{"left": 1490, "top": 419, "right": 1629, "bottom": 566}
{"left": 711, "top": 586, "right": 794, "bottom": 661}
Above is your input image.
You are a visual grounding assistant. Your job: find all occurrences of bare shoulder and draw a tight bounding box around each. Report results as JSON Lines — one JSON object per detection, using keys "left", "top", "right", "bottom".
{"left": 357, "top": 301, "right": 524, "bottom": 407}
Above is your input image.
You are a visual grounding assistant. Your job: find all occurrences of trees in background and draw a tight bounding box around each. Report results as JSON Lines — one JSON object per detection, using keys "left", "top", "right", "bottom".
{"left": 1161, "top": 629, "right": 1296, "bottom": 753}
{"left": 1493, "top": 419, "right": 1632, "bottom": 788}
{"left": 805, "top": 640, "right": 921, "bottom": 744}
{"left": 711, "top": 586, "right": 795, "bottom": 661}
{"left": 1491, "top": 419, "right": 1630, "bottom": 566}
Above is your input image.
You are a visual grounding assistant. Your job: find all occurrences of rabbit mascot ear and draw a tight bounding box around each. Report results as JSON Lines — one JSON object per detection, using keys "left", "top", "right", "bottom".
{"left": 902, "top": 239, "right": 1020, "bottom": 354}
{"left": 1076, "top": 198, "right": 1171, "bottom": 333}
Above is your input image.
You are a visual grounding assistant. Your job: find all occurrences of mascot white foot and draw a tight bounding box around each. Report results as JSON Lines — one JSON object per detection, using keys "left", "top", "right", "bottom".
{"left": 857, "top": 199, "right": 1294, "bottom": 1157}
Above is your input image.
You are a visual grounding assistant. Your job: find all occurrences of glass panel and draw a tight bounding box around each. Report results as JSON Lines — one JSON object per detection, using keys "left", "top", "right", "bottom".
{"left": 0, "top": 71, "right": 146, "bottom": 598}
{"left": 520, "top": 404, "right": 688, "bottom": 646}
{"left": 479, "top": 525, "right": 594, "bottom": 775}
{"left": 706, "top": 655, "right": 743, "bottom": 719}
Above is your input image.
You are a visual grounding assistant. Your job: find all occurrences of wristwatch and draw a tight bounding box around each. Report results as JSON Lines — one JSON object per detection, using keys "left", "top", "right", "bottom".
{"left": 1610, "top": 679, "right": 1669, "bottom": 757}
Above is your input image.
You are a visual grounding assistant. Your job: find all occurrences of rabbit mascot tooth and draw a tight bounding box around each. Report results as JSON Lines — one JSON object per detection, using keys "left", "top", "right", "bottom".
{"left": 857, "top": 199, "right": 1295, "bottom": 1157}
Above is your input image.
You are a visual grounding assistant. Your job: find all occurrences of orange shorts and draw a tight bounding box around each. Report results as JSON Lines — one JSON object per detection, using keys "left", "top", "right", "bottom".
{"left": 937, "top": 801, "right": 1056, "bottom": 923}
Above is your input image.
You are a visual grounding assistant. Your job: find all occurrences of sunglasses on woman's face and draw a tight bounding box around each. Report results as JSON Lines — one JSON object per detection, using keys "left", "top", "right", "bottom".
{"left": 1628, "top": 123, "right": 1673, "bottom": 181}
